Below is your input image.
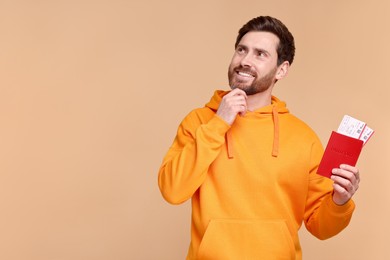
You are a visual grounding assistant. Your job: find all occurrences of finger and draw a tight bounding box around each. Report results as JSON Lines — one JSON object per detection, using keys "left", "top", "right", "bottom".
{"left": 333, "top": 182, "right": 348, "bottom": 195}
{"left": 332, "top": 166, "right": 360, "bottom": 188}
{"left": 331, "top": 167, "right": 355, "bottom": 181}
{"left": 333, "top": 182, "right": 352, "bottom": 201}
{"left": 223, "top": 92, "right": 247, "bottom": 103}
{"left": 340, "top": 164, "right": 360, "bottom": 182}
{"left": 331, "top": 171, "right": 358, "bottom": 190}
{"left": 229, "top": 88, "right": 248, "bottom": 98}
{"left": 238, "top": 105, "right": 247, "bottom": 116}
{"left": 331, "top": 175, "right": 354, "bottom": 192}
{"left": 223, "top": 95, "right": 247, "bottom": 109}
{"left": 340, "top": 164, "right": 359, "bottom": 174}
{"left": 224, "top": 101, "right": 247, "bottom": 114}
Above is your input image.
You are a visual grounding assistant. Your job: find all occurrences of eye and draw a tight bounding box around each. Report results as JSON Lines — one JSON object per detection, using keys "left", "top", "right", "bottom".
{"left": 236, "top": 46, "right": 246, "bottom": 54}
{"left": 257, "top": 51, "right": 266, "bottom": 57}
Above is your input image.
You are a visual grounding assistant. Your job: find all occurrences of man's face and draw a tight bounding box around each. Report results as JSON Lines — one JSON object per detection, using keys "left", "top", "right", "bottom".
{"left": 228, "top": 31, "right": 280, "bottom": 95}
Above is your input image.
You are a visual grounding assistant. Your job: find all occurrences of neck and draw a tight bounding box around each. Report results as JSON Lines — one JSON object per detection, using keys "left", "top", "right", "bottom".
{"left": 246, "top": 88, "right": 273, "bottom": 111}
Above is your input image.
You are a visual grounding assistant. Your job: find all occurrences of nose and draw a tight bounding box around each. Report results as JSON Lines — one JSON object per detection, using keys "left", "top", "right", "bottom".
{"left": 240, "top": 53, "right": 253, "bottom": 67}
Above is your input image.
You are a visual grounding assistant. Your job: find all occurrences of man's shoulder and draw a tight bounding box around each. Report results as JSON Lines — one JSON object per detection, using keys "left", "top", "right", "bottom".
{"left": 180, "top": 106, "right": 215, "bottom": 126}
{"left": 282, "top": 113, "right": 320, "bottom": 138}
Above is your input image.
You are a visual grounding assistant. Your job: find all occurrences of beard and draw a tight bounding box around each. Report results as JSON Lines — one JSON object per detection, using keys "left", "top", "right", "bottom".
{"left": 228, "top": 65, "right": 277, "bottom": 95}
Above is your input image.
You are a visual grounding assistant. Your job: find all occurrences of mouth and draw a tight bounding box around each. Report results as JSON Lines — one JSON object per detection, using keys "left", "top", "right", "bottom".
{"left": 237, "top": 71, "right": 255, "bottom": 78}
{"left": 235, "top": 69, "right": 256, "bottom": 80}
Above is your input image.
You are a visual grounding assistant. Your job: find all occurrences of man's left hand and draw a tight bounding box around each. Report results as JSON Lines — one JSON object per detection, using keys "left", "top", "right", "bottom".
{"left": 331, "top": 164, "right": 360, "bottom": 205}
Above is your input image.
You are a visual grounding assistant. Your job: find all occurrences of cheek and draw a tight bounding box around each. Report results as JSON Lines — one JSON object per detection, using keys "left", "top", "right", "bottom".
{"left": 230, "top": 55, "right": 241, "bottom": 66}
{"left": 228, "top": 62, "right": 236, "bottom": 74}
{"left": 255, "top": 64, "right": 271, "bottom": 75}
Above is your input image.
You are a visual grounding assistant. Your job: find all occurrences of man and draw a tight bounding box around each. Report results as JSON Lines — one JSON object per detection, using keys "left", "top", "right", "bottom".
{"left": 158, "top": 16, "right": 360, "bottom": 259}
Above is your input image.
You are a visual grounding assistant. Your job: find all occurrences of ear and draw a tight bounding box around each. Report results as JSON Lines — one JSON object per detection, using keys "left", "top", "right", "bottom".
{"left": 275, "top": 61, "right": 290, "bottom": 80}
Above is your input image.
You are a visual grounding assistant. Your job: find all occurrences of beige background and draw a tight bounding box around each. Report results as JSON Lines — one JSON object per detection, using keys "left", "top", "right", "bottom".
{"left": 0, "top": 0, "right": 389, "bottom": 259}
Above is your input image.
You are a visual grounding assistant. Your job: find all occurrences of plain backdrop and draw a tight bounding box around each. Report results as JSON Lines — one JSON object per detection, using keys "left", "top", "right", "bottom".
{"left": 0, "top": 0, "right": 389, "bottom": 259}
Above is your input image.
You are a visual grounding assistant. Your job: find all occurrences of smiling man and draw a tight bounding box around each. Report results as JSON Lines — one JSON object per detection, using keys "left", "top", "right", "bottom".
{"left": 158, "top": 16, "right": 360, "bottom": 259}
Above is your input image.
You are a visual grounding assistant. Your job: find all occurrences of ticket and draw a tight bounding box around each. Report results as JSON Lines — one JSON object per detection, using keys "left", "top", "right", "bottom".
{"left": 337, "top": 115, "right": 366, "bottom": 139}
{"left": 359, "top": 126, "right": 375, "bottom": 144}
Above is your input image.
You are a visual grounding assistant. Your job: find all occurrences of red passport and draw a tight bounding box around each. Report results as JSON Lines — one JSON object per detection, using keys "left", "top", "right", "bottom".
{"left": 317, "top": 131, "right": 364, "bottom": 178}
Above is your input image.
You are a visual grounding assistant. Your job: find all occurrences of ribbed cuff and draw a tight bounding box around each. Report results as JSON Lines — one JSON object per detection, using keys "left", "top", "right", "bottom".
{"left": 208, "top": 114, "right": 231, "bottom": 134}
{"left": 325, "top": 195, "right": 355, "bottom": 215}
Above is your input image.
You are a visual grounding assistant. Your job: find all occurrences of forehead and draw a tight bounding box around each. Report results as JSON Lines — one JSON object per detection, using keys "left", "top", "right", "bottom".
{"left": 238, "top": 31, "right": 280, "bottom": 54}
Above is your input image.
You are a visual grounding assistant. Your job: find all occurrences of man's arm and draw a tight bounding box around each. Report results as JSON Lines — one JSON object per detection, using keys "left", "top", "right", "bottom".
{"left": 158, "top": 89, "right": 248, "bottom": 204}
{"left": 304, "top": 141, "right": 358, "bottom": 240}
{"left": 158, "top": 113, "right": 230, "bottom": 204}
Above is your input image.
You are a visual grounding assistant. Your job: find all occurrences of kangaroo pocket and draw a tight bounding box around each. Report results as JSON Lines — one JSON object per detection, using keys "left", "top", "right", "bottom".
{"left": 197, "top": 219, "right": 296, "bottom": 260}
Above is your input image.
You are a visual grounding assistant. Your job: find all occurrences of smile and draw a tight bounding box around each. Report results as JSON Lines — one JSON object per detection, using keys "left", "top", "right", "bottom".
{"left": 237, "top": 71, "right": 255, "bottom": 78}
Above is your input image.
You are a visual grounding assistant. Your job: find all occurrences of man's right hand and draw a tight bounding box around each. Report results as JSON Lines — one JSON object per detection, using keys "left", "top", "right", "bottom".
{"left": 216, "top": 88, "right": 248, "bottom": 125}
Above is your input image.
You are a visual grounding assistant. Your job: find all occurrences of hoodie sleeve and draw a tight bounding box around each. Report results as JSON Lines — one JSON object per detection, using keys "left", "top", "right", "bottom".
{"left": 158, "top": 110, "right": 230, "bottom": 204}
{"left": 304, "top": 139, "right": 355, "bottom": 240}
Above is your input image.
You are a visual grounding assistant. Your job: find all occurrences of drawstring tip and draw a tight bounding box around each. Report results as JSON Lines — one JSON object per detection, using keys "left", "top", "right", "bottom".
{"left": 272, "top": 106, "right": 280, "bottom": 158}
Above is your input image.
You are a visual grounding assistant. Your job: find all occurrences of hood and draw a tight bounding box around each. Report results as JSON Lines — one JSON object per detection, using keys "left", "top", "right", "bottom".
{"left": 205, "top": 90, "right": 290, "bottom": 158}
{"left": 206, "top": 90, "right": 289, "bottom": 114}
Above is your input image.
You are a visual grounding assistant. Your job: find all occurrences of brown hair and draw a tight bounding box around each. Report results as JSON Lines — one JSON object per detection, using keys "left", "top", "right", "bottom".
{"left": 235, "top": 16, "right": 295, "bottom": 65}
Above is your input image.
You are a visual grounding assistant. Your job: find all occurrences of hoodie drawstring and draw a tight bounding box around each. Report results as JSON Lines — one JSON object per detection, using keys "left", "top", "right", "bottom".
{"left": 226, "top": 131, "right": 234, "bottom": 159}
{"left": 225, "top": 105, "right": 280, "bottom": 159}
{"left": 272, "top": 106, "right": 279, "bottom": 157}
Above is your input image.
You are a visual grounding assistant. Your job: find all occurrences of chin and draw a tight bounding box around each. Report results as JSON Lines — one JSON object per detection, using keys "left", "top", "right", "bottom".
{"left": 231, "top": 84, "right": 252, "bottom": 94}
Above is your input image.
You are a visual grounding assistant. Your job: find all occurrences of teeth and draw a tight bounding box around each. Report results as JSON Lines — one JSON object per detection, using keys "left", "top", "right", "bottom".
{"left": 238, "top": 72, "right": 254, "bottom": 77}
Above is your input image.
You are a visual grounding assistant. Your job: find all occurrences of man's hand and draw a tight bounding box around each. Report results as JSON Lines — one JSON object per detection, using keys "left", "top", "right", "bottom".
{"left": 331, "top": 164, "right": 360, "bottom": 205}
{"left": 216, "top": 88, "right": 247, "bottom": 125}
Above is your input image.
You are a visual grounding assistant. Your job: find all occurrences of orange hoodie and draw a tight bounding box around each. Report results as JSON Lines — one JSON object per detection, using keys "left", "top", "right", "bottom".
{"left": 158, "top": 90, "right": 355, "bottom": 260}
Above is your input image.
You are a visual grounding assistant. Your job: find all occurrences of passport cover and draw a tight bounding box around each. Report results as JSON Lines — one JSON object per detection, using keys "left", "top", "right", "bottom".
{"left": 317, "top": 131, "right": 364, "bottom": 178}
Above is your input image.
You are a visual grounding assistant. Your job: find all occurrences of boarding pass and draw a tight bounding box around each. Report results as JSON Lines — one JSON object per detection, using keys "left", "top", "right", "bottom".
{"left": 337, "top": 115, "right": 374, "bottom": 144}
